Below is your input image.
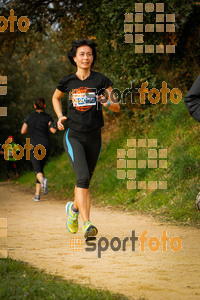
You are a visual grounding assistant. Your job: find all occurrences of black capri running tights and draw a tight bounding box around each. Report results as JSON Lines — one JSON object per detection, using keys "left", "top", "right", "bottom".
{"left": 30, "top": 147, "right": 50, "bottom": 183}
{"left": 63, "top": 128, "right": 102, "bottom": 189}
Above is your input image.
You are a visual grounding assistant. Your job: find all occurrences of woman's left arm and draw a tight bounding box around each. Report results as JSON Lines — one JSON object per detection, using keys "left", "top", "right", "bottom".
{"left": 98, "top": 86, "right": 120, "bottom": 112}
{"left": 21, "top": 123, "right": 28, "bottom": 134}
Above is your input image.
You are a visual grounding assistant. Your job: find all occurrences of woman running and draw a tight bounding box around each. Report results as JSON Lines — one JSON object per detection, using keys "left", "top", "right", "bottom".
{"left": 52, "top": 39, "right": 120, "bottom": 238}
{"left": 21, "top": 97, "right": 57, "bottom": 201}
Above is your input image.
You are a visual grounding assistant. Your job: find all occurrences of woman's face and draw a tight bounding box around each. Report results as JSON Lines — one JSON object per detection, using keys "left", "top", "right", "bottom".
{"left": 73, "top": 45, "right": 93, "bottom": 69}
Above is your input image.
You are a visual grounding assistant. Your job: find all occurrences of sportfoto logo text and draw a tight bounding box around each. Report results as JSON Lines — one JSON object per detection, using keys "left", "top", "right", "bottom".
{"left": 2, "top": 138, "right": 46, "bottom": 161}
{"left": 100, "top": 81, "right": 182, "bottom": 105}
{"left": 0, "top": 9, "right": 30, "bottom": 32}
{"left": 69, "top": 230, "right": 182, "bottom": 258}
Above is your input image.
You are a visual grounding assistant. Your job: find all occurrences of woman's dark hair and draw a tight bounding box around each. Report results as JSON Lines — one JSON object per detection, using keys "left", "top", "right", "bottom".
{"left": 67, "top": 39, "right": 97, "bottom": 67}
{"left": 35, "top": 97, "right": 45, "bottom": 109}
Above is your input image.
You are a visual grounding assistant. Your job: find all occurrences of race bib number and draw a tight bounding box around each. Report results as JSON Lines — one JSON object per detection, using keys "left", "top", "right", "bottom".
{"left": 72, "top": 92, "right": 96, "bottom": 107}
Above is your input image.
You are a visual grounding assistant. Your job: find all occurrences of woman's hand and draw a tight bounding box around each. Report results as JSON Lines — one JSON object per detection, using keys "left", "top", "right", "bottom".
{"left": 57, "top": 116, "right": 67, "bottom": 130}
{"left": 97, "top": 88, "right": 120, "bottom": 112}
{"left": 97, "top": 94, "right": 109, "bottom": 107}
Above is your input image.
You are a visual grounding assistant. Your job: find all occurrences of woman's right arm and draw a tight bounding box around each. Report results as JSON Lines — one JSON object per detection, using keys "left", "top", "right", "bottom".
{"left": 52, "top": 89, "right": 67, "bottom": 131}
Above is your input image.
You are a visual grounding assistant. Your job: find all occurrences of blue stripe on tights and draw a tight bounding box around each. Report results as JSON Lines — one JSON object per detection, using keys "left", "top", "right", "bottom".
{"left": 66, "top": 128, "right": 74, "bottom": 162}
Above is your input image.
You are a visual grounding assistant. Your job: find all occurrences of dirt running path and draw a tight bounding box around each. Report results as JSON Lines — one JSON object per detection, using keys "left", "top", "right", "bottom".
{"left": 0, "top": 182, "right": 200, "bottom": 300}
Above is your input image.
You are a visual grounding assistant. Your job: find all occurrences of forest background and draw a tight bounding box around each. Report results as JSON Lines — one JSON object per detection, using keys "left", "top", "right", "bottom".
{"left": 0, "top": 0, "right": 200, "bottom": 190}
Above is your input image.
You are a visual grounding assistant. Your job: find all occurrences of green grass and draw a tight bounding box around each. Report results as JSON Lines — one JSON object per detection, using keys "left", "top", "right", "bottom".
{"left": 0, "top": 258, "right": 128, "bottom": 300}
{"left": 16, "top": 100, "right": 200, "bottom": 227}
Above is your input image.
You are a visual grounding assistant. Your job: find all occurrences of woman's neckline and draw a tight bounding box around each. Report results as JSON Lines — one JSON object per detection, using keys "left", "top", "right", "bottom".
{"left": 74, "top": 70, "right": 92, "bottom": 81}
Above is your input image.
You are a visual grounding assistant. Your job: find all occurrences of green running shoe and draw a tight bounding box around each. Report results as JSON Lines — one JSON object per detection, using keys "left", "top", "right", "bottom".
{"left": 66, "top": 202, "right": 79, "bottom": 234}
{"left": 83, "top": 221, "right": 98, "bottom": 238}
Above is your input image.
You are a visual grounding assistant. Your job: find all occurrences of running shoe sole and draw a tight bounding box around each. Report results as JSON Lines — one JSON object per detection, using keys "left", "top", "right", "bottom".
{"left": 66, "top": 202, "right": 72, "bottom": 214}
{"left": 83, "top": 224, "right": 98, "bottom": 238}
{"left": 66, "top": 202, "right": 79, "bottom": 234}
